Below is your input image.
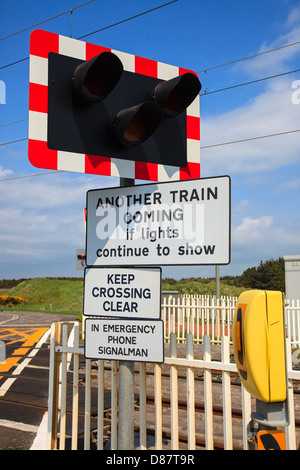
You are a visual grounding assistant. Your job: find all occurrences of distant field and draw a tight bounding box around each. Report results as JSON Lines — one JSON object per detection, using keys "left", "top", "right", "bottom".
{"left": 162, "top": 278, "right": 247, "bottom": 297}
{"left": 0, "top": 278, "right": 84, "bottom": 315}
{"left": 0, "top": 277, "right": 246, "bottom": 315}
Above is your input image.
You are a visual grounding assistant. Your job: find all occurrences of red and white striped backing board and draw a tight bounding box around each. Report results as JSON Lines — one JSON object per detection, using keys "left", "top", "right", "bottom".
{"left": 28, "top": 29, "right": 200, "bottom": 182}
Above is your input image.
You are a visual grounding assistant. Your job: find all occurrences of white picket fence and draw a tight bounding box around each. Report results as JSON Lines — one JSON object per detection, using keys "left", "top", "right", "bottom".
{"left": 162, "top": 294, "right": 300, "bottom": 347}
{"left": 286, "top": 299, "right": 300, "bottom": 347}
{"left": 47, "top": 321, "right": 300, "bottom": 450}
{"left": 161, "top": 294, "right": 236, "bottom": 344}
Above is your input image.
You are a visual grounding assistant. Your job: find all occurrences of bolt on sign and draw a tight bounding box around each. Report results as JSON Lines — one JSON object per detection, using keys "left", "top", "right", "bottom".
{"left": 28, "top": 29, "right": 201, "bottom": 182}
{"left": 85, "top": 176, "right": 231, "bottom": 267}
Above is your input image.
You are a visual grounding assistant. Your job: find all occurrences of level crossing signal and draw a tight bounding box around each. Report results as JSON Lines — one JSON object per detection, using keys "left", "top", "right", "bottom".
{"left": 28, "top": 29, "right": 201, "bottom": 181}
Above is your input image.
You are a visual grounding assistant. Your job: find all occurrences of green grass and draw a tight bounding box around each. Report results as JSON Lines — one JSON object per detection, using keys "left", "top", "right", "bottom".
{"left": 0, "top": 276, "right": 246, "bottom": 315}
{"left": 0, "top": 278, "right": 84, "bottom": 315}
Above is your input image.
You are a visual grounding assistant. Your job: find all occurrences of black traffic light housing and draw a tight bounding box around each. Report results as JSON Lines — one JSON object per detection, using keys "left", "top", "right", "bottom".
{"left": 73, "top": 51, "right": 123, "bottom": 103}
{"left": 153, "top": 73, "right": 201, "bottom": 118}
{"left": 113, "top": 102, "right": 164, "bottom": 147}
{"left": 47, "top": 50, "right": 201, "bottom": 168}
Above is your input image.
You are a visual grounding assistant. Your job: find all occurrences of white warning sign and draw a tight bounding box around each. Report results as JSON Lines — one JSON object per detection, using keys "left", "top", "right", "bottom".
{"left": 83, "top": 267, "right": 161, "bottom": 319}
{"left": 84, "top": 318, "right": 164, "bottom": 363}
{"left": 85, "top": 176, "right": 231, "bottom": 267}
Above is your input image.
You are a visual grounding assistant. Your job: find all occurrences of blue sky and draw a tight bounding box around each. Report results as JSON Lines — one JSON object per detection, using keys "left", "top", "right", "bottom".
{"left": 0, "top": 0, "right": 300, "bottom": 280}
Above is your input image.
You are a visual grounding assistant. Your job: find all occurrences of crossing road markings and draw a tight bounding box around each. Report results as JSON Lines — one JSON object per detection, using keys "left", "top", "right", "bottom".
{"left": 0, "top": 327, "right": 49, "bottom": 381}
{"left": 0, "top": 327, "right": 49, "bottom": 347}
{"left": 0, "top": 328, "right": 51, "bottom": 397}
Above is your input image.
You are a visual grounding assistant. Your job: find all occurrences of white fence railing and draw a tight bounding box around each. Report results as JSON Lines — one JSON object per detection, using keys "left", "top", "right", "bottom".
{"left": 162, "top": 294, "right": 300, "bottom": 347}
{"left": 47, "top": 322, "right": 300, "bottom": 451}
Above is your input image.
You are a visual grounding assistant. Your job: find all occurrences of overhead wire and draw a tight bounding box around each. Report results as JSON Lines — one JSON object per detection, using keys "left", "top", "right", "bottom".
{"left": 77, "top": 0, "right": 179, "bottom": 39}
{"left": 2, "top": 34, "right": 300, "bottom": 72}
{"left": 0, "top": 0, "right": 95, "bottom": 42}
{"left": 196, "top": 40, "right": 300, "bottom": 73}
{"left": 0, "top": 0, "right": 179, "bottom": 70}
{"left": 0, "top": 138, "right": 27, "bottom": 147}
{"left": 200, "top": 129, "right": 300, "bottom": 149}
{"left": 1, "top": 129, "right": 300, "bottom": 182}
{"left": 2, "top": 63, "right": 300, "bottom": 132}
{"left": 0, "top": 1, "right": 300, "bottom": 181}
{"left": 0, "top": 57, "right": 29, "bottom": 71}
{"left": 0, "top": 119, "right": 27, "bottom": 128}
{"left": 0, "top": 0, "right": 298, "bottom": 72}
{"left": 200, "top": 67, "right": 300, "bottom": 96}
{"left": 0, "top": 171, "right": 63, "bottom": 182}
{"left": 0, "top": 0, "right": 182, "bottom": 134}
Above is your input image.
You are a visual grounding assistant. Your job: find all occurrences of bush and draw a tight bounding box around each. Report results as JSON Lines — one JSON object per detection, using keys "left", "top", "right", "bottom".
{"left": 0, "top": 295, "right": 28, "bottom": 306}
{"left": 240, "top": 257, "right": 285, "bottom": 292}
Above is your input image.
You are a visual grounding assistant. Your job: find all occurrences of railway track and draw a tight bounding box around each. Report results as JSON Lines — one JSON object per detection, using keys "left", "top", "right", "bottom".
{"left": 0, "top": 320, "right": 299, "bottom": 449}
{"left": 2, "top": 387, "right": 300, "bottom": 450}
{"left": 4, "top": 359, "right": 298, "bottom": 450}
{"left": 98, "top": 361, "right": 300, "bottom": 450}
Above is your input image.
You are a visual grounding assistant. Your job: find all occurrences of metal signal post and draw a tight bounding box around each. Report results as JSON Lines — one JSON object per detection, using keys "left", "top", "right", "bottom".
{"left": 118, "top": 177, "right": 135, "bottom": 450}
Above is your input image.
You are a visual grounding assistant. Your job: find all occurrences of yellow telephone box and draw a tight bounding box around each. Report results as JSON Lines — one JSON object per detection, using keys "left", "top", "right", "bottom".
{"left": 233, "top": 290, "right": 287, "bottom": 403}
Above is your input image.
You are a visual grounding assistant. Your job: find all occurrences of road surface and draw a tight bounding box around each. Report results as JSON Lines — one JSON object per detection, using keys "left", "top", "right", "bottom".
{"left": 0, "top": 310, "right": 77, "bottom": 450}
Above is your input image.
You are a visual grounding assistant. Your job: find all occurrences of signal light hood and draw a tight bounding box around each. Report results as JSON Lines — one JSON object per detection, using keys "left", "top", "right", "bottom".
{"left": 71, "top": 55, "right": 201, "bottom": 148}
{"left": 113, "top": 102, "right": 164, "bottom": 147}
{"left": 153, "top": 72, "right": 201, "bottom": 118}
{"left": 73, "top": 51, "right": 123, "bottom": 103}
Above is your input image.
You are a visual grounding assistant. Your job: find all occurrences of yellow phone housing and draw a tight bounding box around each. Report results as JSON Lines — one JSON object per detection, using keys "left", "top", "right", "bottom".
{"left": 233, "top": 290, "right": 286, "bottom": 402}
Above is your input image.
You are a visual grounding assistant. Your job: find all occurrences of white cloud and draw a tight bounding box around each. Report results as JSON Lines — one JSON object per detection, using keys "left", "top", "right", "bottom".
{"left": 2, "top": 7, "right": 300, "bottom": 280}
{"left": 1, "top": 175, "right": 88, "bottom": 210}
{"left": 275, "top": 178, "right": 300, "bottom": 192}
{"left": 0, "top": 166, "right": 13, "bottom": 178}
{"left": 234, "top": 8, "right": 300, "bottom": 78}
{"left": 287, "top": 6, "right": 300, "bottom": 26}
{"left": 201, "top": 7, "right": 300, "bottom": 178}
{"left": 0, "top": 172, "right": 120, "bottom": 276}
{"left": 201, "top": 77, "right": 300, "bottom": 176}
{"left": 233, "top": 216, "right": 273, "bottom": 244}
{"left": 232, "top": 214, "right": 300, "bottom": 260}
